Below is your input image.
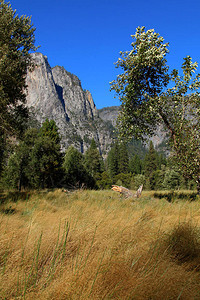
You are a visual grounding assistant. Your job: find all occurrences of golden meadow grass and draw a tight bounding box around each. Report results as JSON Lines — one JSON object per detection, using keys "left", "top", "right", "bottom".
{"left": 1, "top": 189, "right": 200, "bottom": 299}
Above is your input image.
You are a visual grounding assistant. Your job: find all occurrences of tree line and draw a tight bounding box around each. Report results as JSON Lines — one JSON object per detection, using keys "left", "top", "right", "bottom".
{"left": 0, "top": 119, "right": 195, "bottom": 191}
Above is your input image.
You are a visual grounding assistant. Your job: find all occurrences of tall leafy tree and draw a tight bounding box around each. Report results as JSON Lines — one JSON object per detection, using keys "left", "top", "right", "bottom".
{"left": 111, "top": 26, "right": 200, "bottom": 192}
{"left": 110, "top": 26, "right": 169, "bottom": 141}
{"left": 0, "top": 0, "right": 37, "bottom": 136}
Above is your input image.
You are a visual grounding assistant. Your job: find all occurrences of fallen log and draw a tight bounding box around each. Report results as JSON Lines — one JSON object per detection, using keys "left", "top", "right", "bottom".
{"left": 111, "top": 184, "right": 143, "bottom": 198}
{"left": 111, "top": 185, "right": 133, "bottom": 198}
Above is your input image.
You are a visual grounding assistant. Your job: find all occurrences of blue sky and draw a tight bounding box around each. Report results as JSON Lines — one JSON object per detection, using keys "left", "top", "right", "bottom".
{"left": 10, "top": 0, "right": 200, "bottom": 109}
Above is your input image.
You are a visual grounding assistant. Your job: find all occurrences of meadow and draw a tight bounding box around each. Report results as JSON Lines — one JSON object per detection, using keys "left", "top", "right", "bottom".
{"left": 1, "top": 189, "right": 200, "bottom": 299}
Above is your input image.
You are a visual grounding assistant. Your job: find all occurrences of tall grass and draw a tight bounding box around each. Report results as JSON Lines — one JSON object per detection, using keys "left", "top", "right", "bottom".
{"left": 0, "top": 189, "right": 200, "bottom": 299}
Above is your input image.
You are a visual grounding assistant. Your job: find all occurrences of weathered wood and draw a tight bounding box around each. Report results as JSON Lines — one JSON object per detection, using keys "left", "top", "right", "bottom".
{"left": 112, "top": 184, "right": 143, "bottom": 199}
{"left": 111, "top": 185, "right": 133, "bottom": 198}
{"left": 134, "top": 184, "right": 143, "bottom": 198}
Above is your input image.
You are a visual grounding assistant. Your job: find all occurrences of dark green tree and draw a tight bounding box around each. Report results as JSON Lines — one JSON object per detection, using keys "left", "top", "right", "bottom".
{"left": 28, "top": 136, "right": 62, "bottom": 189}
{"left": 28, "top": 120, "right": 62, "bottom": 188}
{"left": 118, "top": 143, "right": 129, "bottom": 174}
{"left": 129, "top": 154, "right": 142, "bottom": 175}
{"left": 63, "top": 146, "right": 95, "bottom": 188}
{"left": 84, "top": 139, "right": 103, "bottom": 180}
{"left": 107, "top": 142, "right": 120, "bottom": 178}
{"left": 0, "top": 0, "right": 37, "bottom": 137}
{"left": 2, "top": 128, "right": 39, "bottom": 190}
{"left": 2, "top": 141, "right": 29, "bottom": 191}
{"left": 3, "top": 120, "right": 62, "bottom": 190}
{"left": 39, "top": 119, "right": 61, "bottom": 145}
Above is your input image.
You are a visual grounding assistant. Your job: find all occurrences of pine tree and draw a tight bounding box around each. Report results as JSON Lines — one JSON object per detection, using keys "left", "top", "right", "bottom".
{"left": 107, "top": 142, "right": 120, "bottom": 178}
{"left": 63, "top": 146, "right": 95, "bottom": 188}
{"left": 129, "top": 154, "right": 142, "bottom": 175}
{"left": 118, "top": 143, "right": 129, "bottom": 174}
{"left": 39, "top": 119, "right": 61, "bottom": 145}
{"left": 84, "top": 139, "right": 103, "bottom": 180}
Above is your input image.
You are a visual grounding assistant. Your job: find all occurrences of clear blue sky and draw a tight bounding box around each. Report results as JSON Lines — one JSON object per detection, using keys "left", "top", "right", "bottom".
{"left": 10, "top": 0, "right": 200, "bottom": 109}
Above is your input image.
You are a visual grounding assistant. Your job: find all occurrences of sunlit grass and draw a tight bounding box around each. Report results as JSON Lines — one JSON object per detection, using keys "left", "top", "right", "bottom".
{"left": 0, "top": 189, "right": 200, "bottom": 299}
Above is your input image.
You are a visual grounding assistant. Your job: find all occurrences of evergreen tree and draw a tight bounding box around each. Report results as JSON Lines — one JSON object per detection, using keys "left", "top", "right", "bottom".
{"left": 63, "top": 146, "right": 95, "bottom": 188}
{"left": 2, "top": 120, "right": 62, "bottom": 190}
{"left": 118, "top": 143, "right": 129, "bottom": 174}
{"left": 28, "top": 136, "right": 62, "bottom": 189}
{"left": 129, "top": 154, "right": 142, "bottom": 175}
{"left": 2, "top": 141, "right": 29, "bottom": 191}
{"left": 84, "top": 139, "right": 103, "bottom": 180}
{"left": 39, "top": 119, "right": 61, "bottom": 145}
{"left": 107, "top": 142, "right": 120, "bottom": 178}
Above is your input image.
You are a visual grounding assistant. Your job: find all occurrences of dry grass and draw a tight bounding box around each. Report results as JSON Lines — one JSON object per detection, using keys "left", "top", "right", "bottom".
{"left": 0, "top": 189, "right": 200, "bottom": 299}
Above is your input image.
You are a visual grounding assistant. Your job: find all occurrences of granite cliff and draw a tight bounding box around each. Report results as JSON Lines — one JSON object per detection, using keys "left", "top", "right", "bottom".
{"left": 26, "top": 53, "right": 116, "bottom": 155}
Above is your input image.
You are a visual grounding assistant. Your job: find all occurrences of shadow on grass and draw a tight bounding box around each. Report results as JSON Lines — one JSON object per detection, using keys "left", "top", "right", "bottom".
{"left": 0, "top": 191, "right": 31, "bottom": 204}
{"left": 153, "top": 191, "right": 198, "bottom": 202}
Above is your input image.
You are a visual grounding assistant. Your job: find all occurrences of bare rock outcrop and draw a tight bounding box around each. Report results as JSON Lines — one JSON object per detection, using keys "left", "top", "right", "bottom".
{"left": 26, "top": 53, "right": 114, "bottom": 154}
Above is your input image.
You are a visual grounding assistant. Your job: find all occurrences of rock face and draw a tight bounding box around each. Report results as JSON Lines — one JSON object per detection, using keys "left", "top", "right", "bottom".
{"left": 26, "top": 53, "right": 114, "bottom": 155}
{"left": 98, "top": 106, "right": 120, "bottom": 126}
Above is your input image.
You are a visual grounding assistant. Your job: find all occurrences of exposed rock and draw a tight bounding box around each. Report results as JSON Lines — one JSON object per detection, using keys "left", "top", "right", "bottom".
{"left": 98, "top": 106, "right": 120, "bottom": 126}
{"left": 25, "top": 52, "right": 167, "bottom": 156}
{"left": 26, "top": 53, "right": 114, "bottom": 155}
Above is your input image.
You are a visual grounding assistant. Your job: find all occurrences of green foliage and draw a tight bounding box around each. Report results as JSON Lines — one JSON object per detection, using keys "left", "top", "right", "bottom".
{"left": 118, "top": 143, "right": 129, "bottom": 174}
{"left": 2, "top": 141, "right": 30, "bottom": 191}
{"left": 110, "top": 26, "right": 169, "bottom": 140}
{"left": 107, "top": 142, "right": 120, "bottom": 178}
{"left": 2, "top": 120, "right": 62, "bottom": 190}
{"left": 129, "top": 155, "right": 142, "bottom": 175}
{"left": 111, "top": 26, "right": 200, "bottom": 192}
{"left": 130, "top": 174, "right": 146, "bottom": 190}
{"left": 96, "top": 171, "right": 112, "bottom": 189}
{"left": 0, "top": 1, "right": 37, "bottom": 137}
{"left": 127, "top": 139, "right": 147, "bottom": 159}
{"left": 114, "top": 173, "right": 132, "bottom": 188}
{"left": 63, "top": 146, "right": 95, "bottom": 188}
{"left": 28, "top": 136, "right": 62, "bottom": 189}
{"left": 107, "top": 142, "right": 129, "bottom": 178}
{"left": 39, "top": 119, "right": 61, "bottom": 145}
{"left": 84, "top": 139, "right": 103, "bottom": 180}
